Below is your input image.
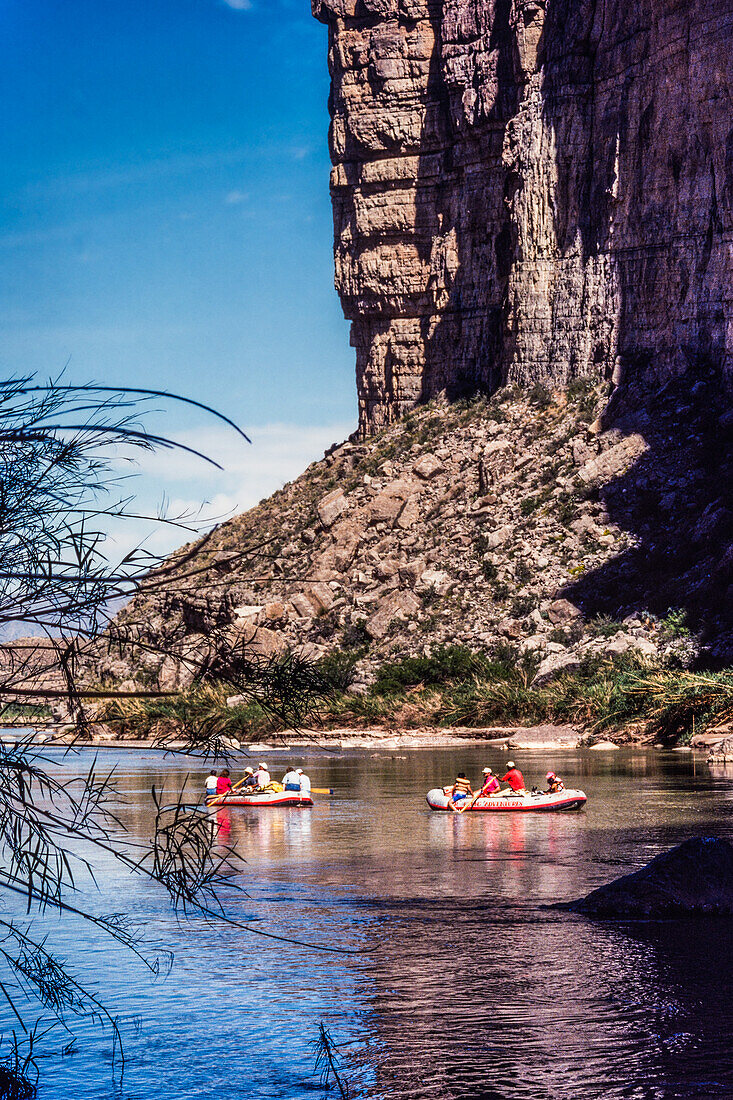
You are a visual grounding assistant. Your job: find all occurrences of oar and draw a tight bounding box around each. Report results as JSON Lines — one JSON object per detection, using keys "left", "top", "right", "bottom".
{"left": 207, "top": 775, "right": 247, "bottom": 807}
{"left": 311, "top": 787, "right": 334, "bottom": 795}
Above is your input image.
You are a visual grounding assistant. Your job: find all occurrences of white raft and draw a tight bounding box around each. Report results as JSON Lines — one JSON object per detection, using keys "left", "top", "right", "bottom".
{"left": 207, "top": 791, "right": 313, "bottom": 808}
{"left": 426, "top": 788, "right": 587, "bottom": 812}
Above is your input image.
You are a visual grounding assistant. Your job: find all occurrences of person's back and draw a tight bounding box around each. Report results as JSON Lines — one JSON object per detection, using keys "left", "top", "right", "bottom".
{"left": 283, "top": 768, "right": 300, "bottom": 791}
{"left": 254, "top": 763, "right": 270, "bottom": 788}
{"left": 216, "top": 771, "right": 232, "bottom": 796}
{"left": 205, "top": 772, "right": 218, "bottom": 796}
{"left": 297, "top": 769, "right": 311, "bottom": 794}
{"left": 448, "top": 773, "right": 472, "bottom": 809}
{"left": 500, "top": 762, "right": 525, "bottom": 792}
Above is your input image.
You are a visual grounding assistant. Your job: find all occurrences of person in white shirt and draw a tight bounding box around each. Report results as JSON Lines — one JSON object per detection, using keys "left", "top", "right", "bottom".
{"left": 282, "top": 767, "right": 300, "bottom": 791}
{"left": 205, "top": 770, "right": 218, "bottom": 797}
{"left": 296, "top": 768, "right": 311, "bottom": 795}
{"left": 254, "top": 763, "right": 270, "bottom": 788}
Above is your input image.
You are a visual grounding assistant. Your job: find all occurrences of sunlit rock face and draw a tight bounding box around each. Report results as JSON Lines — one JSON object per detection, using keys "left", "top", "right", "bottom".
{"left": 313, "top": 0, "right": 733, "bottom": 434}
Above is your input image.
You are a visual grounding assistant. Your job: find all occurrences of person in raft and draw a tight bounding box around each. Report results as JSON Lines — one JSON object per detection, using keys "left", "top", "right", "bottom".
{"left": 446, "top": 772, "right": 473, "bottom": 810}
{"left": 216, "top": 769, "right": 233, "bottom": 797}
{"left": 296, "top": 768, "right": 311, "bottom": 795}
{"left": 499, "top": 761, "right": 526, "bottom": 795}
{"left": 544, "top": 771, "right": 565, "bottom": 794}
{"left": 205, "top": 770, "right": 218, "bottom": 798}
{"left": 282, "top": 766, "right": 301, "bottom": 792}
{"left": 254, "top": 762, "right": 271, "bottom": 789}
{"left": 459, "top": 767, "right": 500, "bottom": 811}
{"left": 242, "top": 767, "right": 257, "bottom": 789}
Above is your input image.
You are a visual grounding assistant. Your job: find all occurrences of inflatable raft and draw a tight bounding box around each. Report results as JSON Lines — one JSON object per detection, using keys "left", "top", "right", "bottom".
{"left": 426, "top": 788, "right": 587, "bottom": 812}
{"left": 207, "top": 791, "right": 313, "bottom": 808}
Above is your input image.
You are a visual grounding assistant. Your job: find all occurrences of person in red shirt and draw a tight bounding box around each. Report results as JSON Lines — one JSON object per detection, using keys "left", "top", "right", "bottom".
{"left": 215, "top": 769, "right": 233, "bottom": 796}
{"left": 500, "top": 761, "right": 526, "bottom": 794}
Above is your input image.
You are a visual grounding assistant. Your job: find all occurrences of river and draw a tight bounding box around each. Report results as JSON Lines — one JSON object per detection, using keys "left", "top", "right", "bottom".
{"left": 10, "top": 744, "right": 733, "bottom": 1099}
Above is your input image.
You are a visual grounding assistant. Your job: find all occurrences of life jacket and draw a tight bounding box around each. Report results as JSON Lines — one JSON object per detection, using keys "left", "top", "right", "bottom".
{"left": 453, "top": 776, "right": 472, "bottom": 795}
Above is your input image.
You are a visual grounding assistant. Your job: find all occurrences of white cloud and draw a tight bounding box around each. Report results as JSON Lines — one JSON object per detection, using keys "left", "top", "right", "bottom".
{"left": 222, "top": 0, "right": 253, "bottom": 9}
{"left": 224, "top": 189, "right": 249, "bottom": 205}
{"left": 101, "top": 419, "right": 355, "bottom": 565}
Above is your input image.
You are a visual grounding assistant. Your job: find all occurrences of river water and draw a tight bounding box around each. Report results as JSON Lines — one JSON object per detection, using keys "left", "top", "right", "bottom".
{"left": 10, "top": 744, "right": 733, "bottom": 1099}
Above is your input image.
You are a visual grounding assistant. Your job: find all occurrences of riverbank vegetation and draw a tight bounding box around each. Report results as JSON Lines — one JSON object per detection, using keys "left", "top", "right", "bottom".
{"left": 95, "top": 645, "right": 733, "bottom": 746}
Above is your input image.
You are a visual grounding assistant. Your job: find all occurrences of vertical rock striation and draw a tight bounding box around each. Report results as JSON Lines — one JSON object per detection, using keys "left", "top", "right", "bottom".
{"left": 313, "top": 0, "right": 733, "bottom": 435}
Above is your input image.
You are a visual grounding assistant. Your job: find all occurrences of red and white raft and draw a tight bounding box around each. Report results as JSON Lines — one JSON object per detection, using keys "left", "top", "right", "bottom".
{"left": 426, "top": 788, "right": 587, "bottom": 812}
{"left": 206, "top": 791, "right": 313, "bottom": 808}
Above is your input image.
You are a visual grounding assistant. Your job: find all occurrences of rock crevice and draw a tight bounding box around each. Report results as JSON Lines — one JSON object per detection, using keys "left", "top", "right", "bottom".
{"left": 313, "top": 0, "right": 733, "bottom": 435}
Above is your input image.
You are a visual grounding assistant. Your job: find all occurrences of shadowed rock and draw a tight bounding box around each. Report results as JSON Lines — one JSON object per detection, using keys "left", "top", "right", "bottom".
{"left": 568, "top": 838, "right": 733, "bottom": 918}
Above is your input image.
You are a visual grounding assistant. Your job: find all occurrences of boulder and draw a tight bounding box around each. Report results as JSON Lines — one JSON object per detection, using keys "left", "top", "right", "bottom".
{"left": 396, "top": 498, "right": 420, "bottom": 529}
{"left": 303, "top": 583, "right": 335, "bottom": 614}
{"left": 531, "top": 650, "right": 584, "bottom": 686}
{"left": 366, "top": 590, "right": 422, "bottom": 639}
{"left": 546, "top": 598, "right": 582, "bottom": 624}
{"left": 412, "top": 453, "right": 443, "bottom": 479}
{"left": 576, "top": 434, "right": 647, "bottom": 487}
{"left": 567, "top": 838, "right": 733, "bottom": 917}
{"left": 264, "top": 601, "right": 288, "bottom": 622}
{"left": 317, "top": 489, "right": 349, "bottom": 528}
{"left": 416, "top": 568, "right": 453, "bottom": 596}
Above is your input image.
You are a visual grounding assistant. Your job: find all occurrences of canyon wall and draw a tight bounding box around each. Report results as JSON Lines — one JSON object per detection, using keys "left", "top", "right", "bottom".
{"left": 313, "top": 0, "right": 733, "bottom": 434}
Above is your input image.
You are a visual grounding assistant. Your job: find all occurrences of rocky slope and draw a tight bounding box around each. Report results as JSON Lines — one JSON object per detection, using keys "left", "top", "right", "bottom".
{"left": 97, "top": 372, "right": 733, "bottom": 693}
{"left": 313, "top": 0, "right": 733, "bottom": 435}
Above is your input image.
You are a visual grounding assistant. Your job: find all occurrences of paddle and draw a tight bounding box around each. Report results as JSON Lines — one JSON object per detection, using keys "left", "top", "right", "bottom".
{"left": 311, "top": 787, "right": 334, "bottom": 795}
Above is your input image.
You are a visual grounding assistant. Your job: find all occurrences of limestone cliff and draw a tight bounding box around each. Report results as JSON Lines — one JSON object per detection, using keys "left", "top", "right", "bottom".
{"left": 313, "top": 0, "right": 733, "bottom": 434}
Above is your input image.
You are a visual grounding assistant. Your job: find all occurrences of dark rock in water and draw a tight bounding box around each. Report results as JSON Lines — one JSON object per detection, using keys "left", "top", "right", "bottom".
{"left": 568, "top": 838, "right": 733, "bottom": 918}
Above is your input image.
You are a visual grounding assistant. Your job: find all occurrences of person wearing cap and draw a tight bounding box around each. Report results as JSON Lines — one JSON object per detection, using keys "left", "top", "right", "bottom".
{"left": 499, "top": 761, "right": 526, "bottom": 794}
{"left": 459, "top": 767, "right": 500, "bottom": 811}
{"left": 254, "top": 763, "right": 271, "bottom": 788}
{"left": 296, "top": 768, "right": 312, "bottom": 795}
{"left": 544, "top": 770, "right": 565, "bottom": 794}
{"left": 282, "top": 765, "right": 301, "bottom": 792}
{"left": 242, "top": 767, "right": 257, "bottom": 789}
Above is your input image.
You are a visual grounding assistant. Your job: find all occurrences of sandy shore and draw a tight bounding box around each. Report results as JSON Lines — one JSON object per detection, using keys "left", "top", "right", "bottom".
{"left": 17, "top": 722, "right": 603, "bottom": 752}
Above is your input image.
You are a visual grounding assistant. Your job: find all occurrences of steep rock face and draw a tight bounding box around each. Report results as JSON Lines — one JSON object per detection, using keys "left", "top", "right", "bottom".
{"left": 313, "top": 0, "right": 733, "bottom": 434}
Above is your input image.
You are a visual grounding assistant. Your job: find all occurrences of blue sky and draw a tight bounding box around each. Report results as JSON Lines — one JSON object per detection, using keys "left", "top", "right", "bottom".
{"left": 0, "top": 0, "right": 355, "bottom": 555}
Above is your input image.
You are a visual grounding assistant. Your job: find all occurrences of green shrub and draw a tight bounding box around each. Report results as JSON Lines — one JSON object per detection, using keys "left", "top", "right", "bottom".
{"left": 372, "top": 646, "right": 486, "bottom": 695}
{"left": 659, "top": 608, "right": 690, "bottom": 640}
{"left": 317, "top": 647, "right": 364, "bottom": 691}
{"left": 481, "top": 559, "right": 498, "bottom": 581}
{"left": 528, "top": 383, "right": 552, "bottom": 410}
{"left": 510, "top": 594, "right": 537, "bottom": 618}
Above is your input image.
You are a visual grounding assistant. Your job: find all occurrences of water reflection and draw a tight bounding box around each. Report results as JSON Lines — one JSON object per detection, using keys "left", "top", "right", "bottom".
{"left": 15, "top": 745, "right": 733, "bottom": 1099}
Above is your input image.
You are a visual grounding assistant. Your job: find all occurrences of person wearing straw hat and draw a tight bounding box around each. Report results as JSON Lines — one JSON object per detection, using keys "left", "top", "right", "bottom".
{"left": 242, "top": 767, "right": 257, "bottom": 789}
{"left": 459, "top": 767, "right": 499, "bottom": 811}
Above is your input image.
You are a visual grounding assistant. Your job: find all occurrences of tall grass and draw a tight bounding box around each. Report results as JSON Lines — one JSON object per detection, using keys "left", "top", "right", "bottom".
{"left": 93, "top": 651, "right": 733, "bottom": 746}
